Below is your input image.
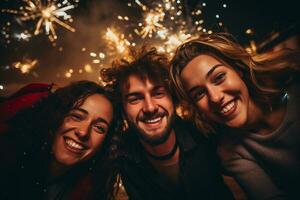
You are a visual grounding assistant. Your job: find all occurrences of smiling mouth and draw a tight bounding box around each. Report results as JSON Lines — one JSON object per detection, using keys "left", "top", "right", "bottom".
{"left": 64, "top": 137, "right": 87, "bottom": 153}
{"left": 138, "top": 115, "right": 166, "bottom": 131}
{"left": 219, "top": 99, "right": 237, "bottom": 117}
{"left": 143, "top": 116, "right": 163, "bottom": 124}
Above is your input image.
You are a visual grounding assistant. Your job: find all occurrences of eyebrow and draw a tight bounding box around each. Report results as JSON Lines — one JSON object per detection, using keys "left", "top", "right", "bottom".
{"left": 93, "top": 118, "right": 110, "bottom": 127}
{"left": 72, "top": 108, "right": 110, "bottom": 127}
{"left": 205, "top": 64, "right": 224, "bottom": 79}
{"left": 124, "top": 92, "right": 141, "bottom": 100}
{"left": 188, "top": 64, "right": 224, "bottom": 95}
{"left": 124, "top": 85, "right": 165, "bottom": 99}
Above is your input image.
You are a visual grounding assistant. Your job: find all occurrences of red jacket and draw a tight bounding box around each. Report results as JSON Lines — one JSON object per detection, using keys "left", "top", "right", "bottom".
{"left": 0, "top": 83, "right": 53, "bottom": 133}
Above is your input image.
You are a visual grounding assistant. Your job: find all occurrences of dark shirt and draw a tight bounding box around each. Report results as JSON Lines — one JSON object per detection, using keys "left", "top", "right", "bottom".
{"left": 119, "top": 117, "right": 233, "bottom": 200}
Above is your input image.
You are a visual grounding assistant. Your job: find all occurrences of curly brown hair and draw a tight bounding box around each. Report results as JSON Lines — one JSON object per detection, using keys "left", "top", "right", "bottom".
{"left": 100, "top": 46, "right": 176, "bottom": 106}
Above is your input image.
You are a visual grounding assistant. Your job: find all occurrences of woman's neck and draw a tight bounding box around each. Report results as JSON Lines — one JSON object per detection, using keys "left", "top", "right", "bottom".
{"left": 243, "top": 101, "right": 287, "bottom": 135}
{"left": 48, "top": 160, "right": 68, "bottom": 182}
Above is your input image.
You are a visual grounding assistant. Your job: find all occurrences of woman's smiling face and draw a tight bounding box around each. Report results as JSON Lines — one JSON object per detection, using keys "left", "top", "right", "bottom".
{"left": 180, "top": 54, "right": 253, "bottom": 128}
{"left": 52, "top": 93, "right": 113, "bottom": 168}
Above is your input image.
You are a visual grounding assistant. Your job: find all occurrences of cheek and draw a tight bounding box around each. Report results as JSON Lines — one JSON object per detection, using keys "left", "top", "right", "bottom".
{"left": 91, "top": 134, "right": 106, "bottom": 152}
{"left": 52, "top": 130, "right": 64, "bottom": 159}
{"left": 195, "top": 98, "right": 209, "bottom": 113}
{"left": 164, "top": 98, "right": 174, "bottom": 112}
{"left": 58, "top": 118, "right": 74, "bottom": 132}
{"left": 226, "top": 73, "right": 247, "bottom": 91}
{"left": 125, "top": 105, "right": 139, "bottom": 119}
{"left": 85, "top": 133, "right": 106, "bottom": 159}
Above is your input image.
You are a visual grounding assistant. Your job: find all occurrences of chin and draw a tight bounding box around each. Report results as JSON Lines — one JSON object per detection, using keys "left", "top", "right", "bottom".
{"left": 225, "top": 117, "right": 247, "bottom": 129}
{"left": 55, "top": 155, "right": 79, "bottom": 167}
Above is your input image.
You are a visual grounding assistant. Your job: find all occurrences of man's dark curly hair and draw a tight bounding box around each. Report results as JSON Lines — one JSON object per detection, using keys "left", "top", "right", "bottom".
{"left": 4, "top": 80, "right": 119, "bottom": 200}
{"left": 100, "top": 46, "right": 177, "bottom": 106}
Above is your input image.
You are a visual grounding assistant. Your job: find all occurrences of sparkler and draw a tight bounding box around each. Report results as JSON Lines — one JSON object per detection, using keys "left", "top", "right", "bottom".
{"left": 2, "top": 0, "right": 77, "bottom": 40}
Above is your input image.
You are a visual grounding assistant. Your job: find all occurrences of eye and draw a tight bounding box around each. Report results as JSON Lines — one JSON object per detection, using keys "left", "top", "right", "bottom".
{"left": 127, "top": 96, "right": 141, "bottom": 105}
{"left": 70, "top": 113, "right": 83, "bottom": 121}
{"left": 94, "top": 124, "right": 107, "bottom": 134}
{"left": 213, "top": 72, "right": 226, "bottom": 84}
{"left": 191, "top": 89, "right": 205, "bottom": 102}
{"left": 153, "top": 90, "right": 165, "bottom": 98}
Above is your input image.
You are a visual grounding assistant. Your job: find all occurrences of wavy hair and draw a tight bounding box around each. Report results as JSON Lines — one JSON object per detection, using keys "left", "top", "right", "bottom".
{"left": 5, "top": 80, "right": 119, "bottom": 200}
{"left": 100, "top": 46, "right": 176, "bottom": 108}
{"left": 170, "top": 33, "right": 300, "bottom": 134}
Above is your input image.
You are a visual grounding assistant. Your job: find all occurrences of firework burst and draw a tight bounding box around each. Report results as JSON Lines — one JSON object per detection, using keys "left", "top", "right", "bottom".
{"left": 13, "top": 58, "right": 38, "bottom": 74}
{"left": 104, "top": 28, "right": 132, "bottom": 54}
{"left": 2, "top": 0, "right": 77, "bottom": 41}
{"left": 140, "top": 9, "right": 165, "bottom": 38}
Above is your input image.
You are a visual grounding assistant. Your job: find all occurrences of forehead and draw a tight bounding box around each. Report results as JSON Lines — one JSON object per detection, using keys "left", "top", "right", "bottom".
{"left": 180, "top": 55, "right": 224, "bottom": 88}
{"left": 187, "top": 54, "right": 221, "bottom": 68}
{"left": 182, "top": 54, "right": 221, "bottom": 76}
{"left": 121, "top": 74, "right": 166, "bottom": 94}
{"left": 78, "top": 94, "right": 113, "bottom": 122}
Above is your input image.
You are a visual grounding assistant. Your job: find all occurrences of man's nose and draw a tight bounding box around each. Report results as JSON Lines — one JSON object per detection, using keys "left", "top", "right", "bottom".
{"left": 142, "top": 96, "right": 158, "bottom": 114}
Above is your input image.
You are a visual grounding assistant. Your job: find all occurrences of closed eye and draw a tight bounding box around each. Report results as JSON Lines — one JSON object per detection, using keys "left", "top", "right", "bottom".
{"left": 70, "top": 113, "right": 83, "bottom": 121}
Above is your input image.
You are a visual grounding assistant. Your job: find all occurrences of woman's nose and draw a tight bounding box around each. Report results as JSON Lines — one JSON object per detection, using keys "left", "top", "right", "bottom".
{"left": 207, "top": 87, "right": 224, "bottom": 104}
{"left": 75, "top": 122, "right": 90, "bottom": 139}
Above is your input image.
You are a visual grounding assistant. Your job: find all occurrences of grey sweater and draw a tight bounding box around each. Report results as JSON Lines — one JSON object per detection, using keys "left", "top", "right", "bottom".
{"left": 218, "top": 84, "right": 300, "bottom": 200}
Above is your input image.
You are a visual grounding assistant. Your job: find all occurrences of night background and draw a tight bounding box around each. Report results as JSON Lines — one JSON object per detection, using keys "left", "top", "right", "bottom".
{"left": 0, "top": 0, "right": 299, "bottom": 97}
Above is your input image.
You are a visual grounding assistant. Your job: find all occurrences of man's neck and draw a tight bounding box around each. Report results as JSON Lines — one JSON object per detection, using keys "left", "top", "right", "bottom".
{"left": 141, "top": 130, "right": 177, "bottom": 159}
{"left": 141, "top": 130, "right": 180, "bottom": 183}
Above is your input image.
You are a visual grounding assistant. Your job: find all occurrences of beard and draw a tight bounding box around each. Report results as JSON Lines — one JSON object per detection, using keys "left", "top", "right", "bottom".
{"left": 127, "top": 111, "right": 175, "bottom": 146}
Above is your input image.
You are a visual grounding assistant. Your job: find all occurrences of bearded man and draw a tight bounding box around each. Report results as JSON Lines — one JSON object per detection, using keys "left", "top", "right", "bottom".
{"left": 100, "top": 47, "right": 233, "bottom": 200}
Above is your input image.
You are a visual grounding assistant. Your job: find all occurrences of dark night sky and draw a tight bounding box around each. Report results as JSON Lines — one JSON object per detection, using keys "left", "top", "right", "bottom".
{"left": 0, "top": 0, "right": 299, "bottom": 97}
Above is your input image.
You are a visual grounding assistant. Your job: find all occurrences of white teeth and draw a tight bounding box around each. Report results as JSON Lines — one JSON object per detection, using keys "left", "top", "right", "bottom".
{"left": 65, "top": 138, "right": 84, "bottom": 150}
{"left": 221, "top": 101, "right": 235, "bottom": 114}
{"left": 144, "top": 117, "right": 162, "bottom": 124}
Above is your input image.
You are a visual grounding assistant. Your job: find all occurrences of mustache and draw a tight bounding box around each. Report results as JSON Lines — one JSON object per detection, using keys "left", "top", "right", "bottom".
{"left": 138, "top": 111, "right": 166, "bottom": 122}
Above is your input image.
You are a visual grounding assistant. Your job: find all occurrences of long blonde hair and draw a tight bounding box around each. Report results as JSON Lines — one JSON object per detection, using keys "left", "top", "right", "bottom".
{"left": 170, "top": 33, "right": 300, "bottom": 134}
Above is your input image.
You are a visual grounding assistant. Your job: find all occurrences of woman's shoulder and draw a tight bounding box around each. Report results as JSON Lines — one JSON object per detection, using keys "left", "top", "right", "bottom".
{"left": 217, "top": 134, "right": 239, "bottom": 162}
{"left": 216, "top": 129, "right": 249, "bottom": 163}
